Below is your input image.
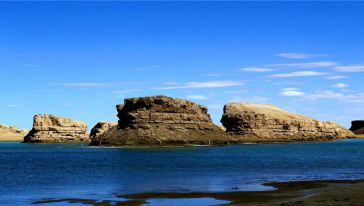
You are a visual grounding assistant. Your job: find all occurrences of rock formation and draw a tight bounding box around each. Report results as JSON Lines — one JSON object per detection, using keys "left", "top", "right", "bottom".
{"left": 0, "top": 124, "right": 29, "bottom": 141}
{"left": 91, "top": 95, "right": 229, "bottom": 145}
{"left": 24, "top": 114, "right": 89, "bottom": 143}
{"left": 89, "top": 122, "right": 117, "bottom": 143}
{"left": 221, "top": 103, "right": 354, "bottom": 141}
{"left": 350, "top": 120, "right": 364, "bottom": 135}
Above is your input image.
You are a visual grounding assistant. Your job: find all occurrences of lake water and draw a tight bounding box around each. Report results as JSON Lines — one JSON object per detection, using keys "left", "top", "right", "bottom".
{"left": 1, "top": 139, "right": 364, "bottom": 205}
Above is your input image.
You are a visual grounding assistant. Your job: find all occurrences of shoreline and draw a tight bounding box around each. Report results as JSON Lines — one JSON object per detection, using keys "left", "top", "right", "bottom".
{"left": 0, "top": 138, "right": 23, "bottom": 142}
{"left": 32, "top": 179, "right": 364, "bottom": 206}
{"left": 120, "top": 180, "right": 364, "bottom": 206}
{"left": 0, "top": 137, "right": 362, "bottom": 146}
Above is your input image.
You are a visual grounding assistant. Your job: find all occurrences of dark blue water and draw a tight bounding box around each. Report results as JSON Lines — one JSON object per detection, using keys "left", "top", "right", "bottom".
{"left": 1, "top": 139, "right": 364, "bottom": 205}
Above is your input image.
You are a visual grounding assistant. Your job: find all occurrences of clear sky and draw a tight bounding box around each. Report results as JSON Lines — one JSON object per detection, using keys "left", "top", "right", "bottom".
{"left": 1, "top": 1, "right": 364, "bottom": 130}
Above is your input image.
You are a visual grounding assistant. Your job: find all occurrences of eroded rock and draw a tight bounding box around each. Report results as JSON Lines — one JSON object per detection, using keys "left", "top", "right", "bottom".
{"left": 221, "top": 103, "right": 354, "bottom": 141}
{"left": 0, "top": 124, "right": 29, "bottom": 141}
{"left": 24, "top": 114, "right": 89, "bottom": 143}
{"left": 91, "top": 95, "right": 230, "bottom": 145}
{"left": 90, "top": 122, "right": 117, "bottom": 144}
{"left": 350, "top": 120, "right": 364, "bottom": 135}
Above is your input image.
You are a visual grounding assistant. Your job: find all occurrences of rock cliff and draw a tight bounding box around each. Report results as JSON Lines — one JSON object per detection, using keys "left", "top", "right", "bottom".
{"left": 89, "top": 122, "right": 117, "bottom": 144}
{"left": 350, "top": 120, "right": 364, "bottom": 135}
{"left": 91, "top": 95, "right": 229, "bottom": 145}
{"left": 221, "top": 103, "right": 354, "bottom": 141}
{"left": 0, "top": 124, "right": 29, "bottom": 141}
{"left": 24, "top": 114, "right": 89, "bottom": 143}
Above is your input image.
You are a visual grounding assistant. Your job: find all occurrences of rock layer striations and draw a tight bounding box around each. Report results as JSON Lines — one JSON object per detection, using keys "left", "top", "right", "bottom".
{"left": 221, "top": 103, "right": 354, "bottom": 141}
{"left": 24, "top": 114, "right": 89, "bottom": 143}
{"left": 91, "top": 95, "right": 228, "bottom": 145}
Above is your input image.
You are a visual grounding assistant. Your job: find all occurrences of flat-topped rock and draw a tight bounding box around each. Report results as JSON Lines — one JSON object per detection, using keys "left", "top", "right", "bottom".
{"left": 24, "top": 114, "right": 89, "bottom": 143}
{"left": 0, "top": 124, "right": 29, "bottom": 141}
{"left": 90, "top": 122, "right": 117, "bottom": 143}
{"left": 350, "top": 120, "right": 364, "bottom": 135}
{"left": 221, "top": 103, "right": 354, "bottom": 141}
{"left": 91, "top": 95, "right": 229, "bottom": 145}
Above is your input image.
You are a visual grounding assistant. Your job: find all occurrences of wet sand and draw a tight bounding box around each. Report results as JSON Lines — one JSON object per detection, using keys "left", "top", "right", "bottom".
{"left": 33, "top": 180, "right": 364, "bottom": 206}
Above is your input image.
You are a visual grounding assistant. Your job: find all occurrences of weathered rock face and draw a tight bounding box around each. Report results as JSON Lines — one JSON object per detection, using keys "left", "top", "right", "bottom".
{"left": 24, "top": 114, "right": 89, "bottom": 143}
{"left": 350, "top": 120, "right": 364, "bottom": 135}
{"left": 91, "top": 95, "right": 229, "bottom": 145}
{"left": 89, "top": 122, "right": 117, "bottom": 143}
{"left": 221, "top": 103, "right": 354, "bottom": 141}
{"left": 0, "top": 124, "right": 29, "bottom": 141}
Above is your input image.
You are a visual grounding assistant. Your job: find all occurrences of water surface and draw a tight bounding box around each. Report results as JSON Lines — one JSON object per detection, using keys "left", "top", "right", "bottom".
{"left": 1, "top": 139, "right": 364, "bottom": 205}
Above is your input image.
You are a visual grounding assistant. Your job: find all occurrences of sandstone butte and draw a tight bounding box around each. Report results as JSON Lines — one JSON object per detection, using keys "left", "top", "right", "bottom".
{"left": 0, "top": 124, "right": 29, "bottom": 141}
{"left": 20, "top": 96, "right": 356, "bottom": 145}
{"left": 90, "top": 96, "right": 355, "bottom": 146}
{"left": 89, "top": 122, "right": 117, "bottom": 141}
{"left": 221, "top": 103, "right": 354, "bottom": 141}
{"left": 24, "top": 114, "right": 89, "bottom": 143}
{"left": 90, "top": 95, "right": 229, "bottom": 146}
{"left": 350, "top": 120, "right": 364, "bottom": 137}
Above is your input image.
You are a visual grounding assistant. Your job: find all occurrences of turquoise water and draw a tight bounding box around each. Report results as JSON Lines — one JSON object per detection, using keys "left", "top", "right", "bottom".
{"left": 1, "top": 139, "right": 364, "bottom": 205}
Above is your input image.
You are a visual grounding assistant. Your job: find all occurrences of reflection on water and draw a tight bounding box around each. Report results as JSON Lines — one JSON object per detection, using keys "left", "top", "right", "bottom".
{"left": 1, "top": 139, "right": 364, "bottom": 205}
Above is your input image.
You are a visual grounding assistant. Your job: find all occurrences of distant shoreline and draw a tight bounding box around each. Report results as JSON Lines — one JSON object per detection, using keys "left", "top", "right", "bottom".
{"left": 0, "top": 137, "right": 363, "bottom": 145}
{"left": 0, "top": 136, "right": 24, "bottom": 142}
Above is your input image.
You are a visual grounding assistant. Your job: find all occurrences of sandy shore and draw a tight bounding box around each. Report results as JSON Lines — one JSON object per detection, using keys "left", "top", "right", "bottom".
{"left": 33, "top": 180, "right": 364, "bottom": 206}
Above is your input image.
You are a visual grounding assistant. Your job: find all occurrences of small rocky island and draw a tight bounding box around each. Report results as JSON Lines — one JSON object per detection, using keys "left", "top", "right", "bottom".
{"left": 221, "top": 103, "right": 354, "bottom": 141}
{"left": 0, "top": 124, "right": 29, "bottom": 141}
{"left": 90, "top": 95, "right": 228, "bottom": 145}
{"left": 90, "top": 95, "right": 354, "bottom": 146}
{"left": 24, "top": 114, "right": 89, "bottom": 143}
{"left": 90, "top": 122, "right": 117, "bottom": 141}
{"left": 18, "top": 95, "right": 355, "bottom": 145}
{"left": 350, "top": 120, "right": 364, "bottom": 137}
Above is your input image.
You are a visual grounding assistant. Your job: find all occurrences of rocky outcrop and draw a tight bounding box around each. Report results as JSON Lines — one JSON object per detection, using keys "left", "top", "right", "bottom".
{"left": 91, "top": 95, "right": 230, "bottom": 145}
{"left": 221, "top": 103, "right": 354, "bottom": 141}
{"left": 90, "top": 122, "right": 117, "bottom": 143}
{"left": 0, "top": 124, "right": 29, "bottom": 141}
{"left": 24, "top": 114, "right": 89, "bottom": 143}
{"left": 350, "top": 120, "right": 364, "bottom": 135}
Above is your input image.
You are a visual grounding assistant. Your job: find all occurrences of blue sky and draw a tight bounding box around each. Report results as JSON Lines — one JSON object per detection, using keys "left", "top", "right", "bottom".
{"left": 1, "top": 1, "right": 364, "bottom": 130}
